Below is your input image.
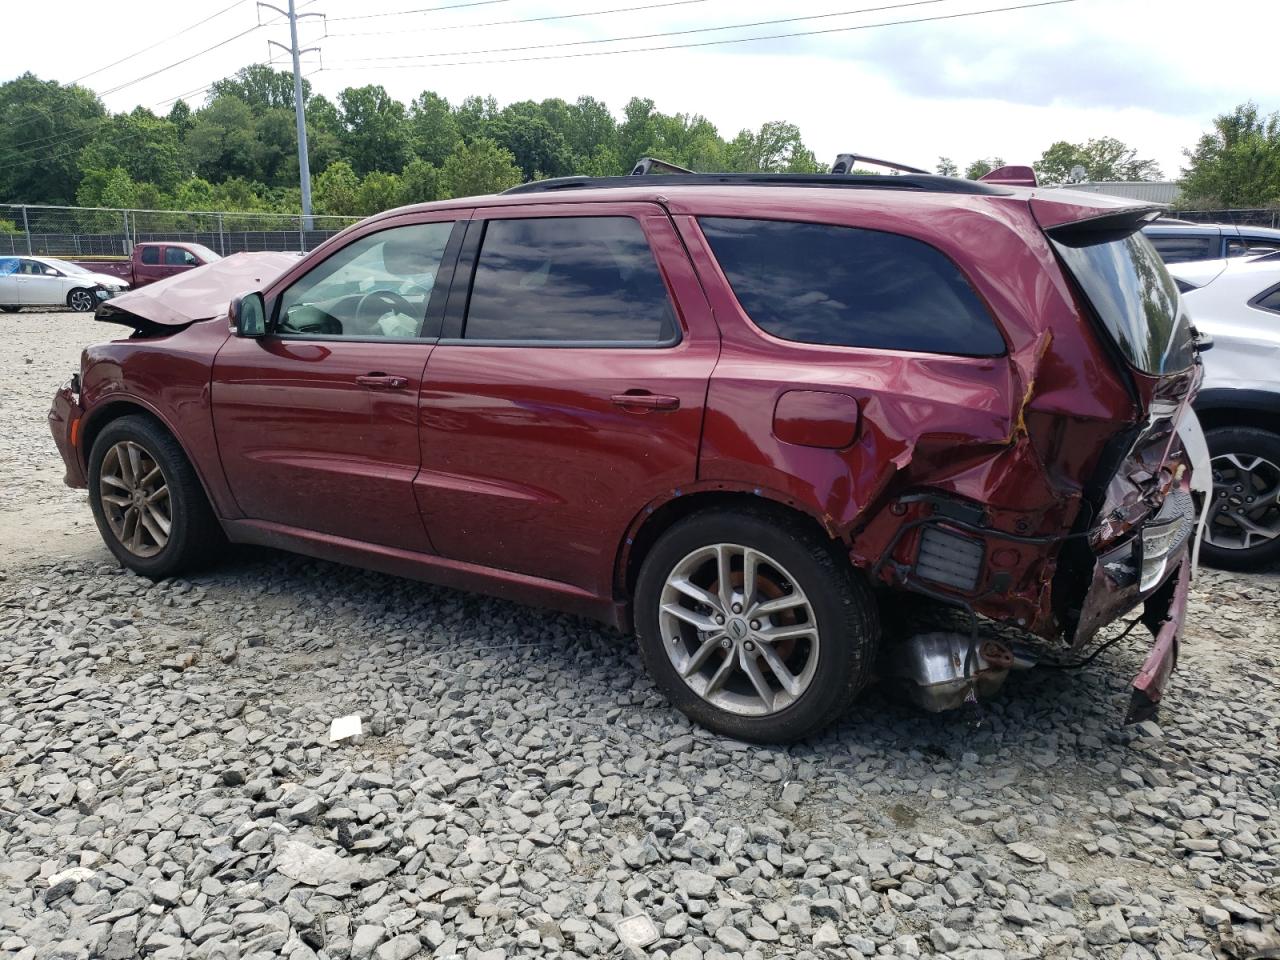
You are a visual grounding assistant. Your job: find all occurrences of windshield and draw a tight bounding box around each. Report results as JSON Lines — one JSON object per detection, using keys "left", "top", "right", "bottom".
{"left": 1052, "top": 230, "right": 1195, "bottom": 376}
{"left": 186, "top": 244, "right": 221, "bottom": 262}
{"left": 47, "top": 259, "right": 91, "bottom": 275}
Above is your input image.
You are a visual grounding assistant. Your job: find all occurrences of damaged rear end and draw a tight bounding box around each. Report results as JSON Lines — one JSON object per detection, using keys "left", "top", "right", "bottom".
{"left": 867, "top": 198, "right": 1208, "bottom": 722}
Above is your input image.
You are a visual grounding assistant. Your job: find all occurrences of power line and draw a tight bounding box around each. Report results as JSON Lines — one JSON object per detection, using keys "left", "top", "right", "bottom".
{"left": 337, "top": 0, "right": 948, "bottom": 61}
{"left": 98, "top": 24, "right": 269, "bottom": 97}
{"left": 328, "top": 0, "right": 514, "bottom": 22}
{"left": 70, "top": 0, "right": 250, "bottom": 84}
{"left": 326, "top": 0, "right": 1080, "bottom": 70}
{"left": 328, "top": 0, "right": 712, "bottom": 37}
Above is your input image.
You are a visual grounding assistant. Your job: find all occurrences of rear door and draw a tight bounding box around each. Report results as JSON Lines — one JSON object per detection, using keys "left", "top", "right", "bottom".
{"left": 212, "top": 214, "right": 465, "bottom": 552}
{"left": 134, "top": 245, "right": 166, "bottom": 286}
{"left": 416, "top": 202, "right": 718, "bottom": 595}
{"left": 17, "top": 259, "right": 65, "bottom": 305}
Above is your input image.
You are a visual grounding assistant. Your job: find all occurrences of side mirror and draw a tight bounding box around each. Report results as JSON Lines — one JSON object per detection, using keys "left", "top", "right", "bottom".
{"left": 230, "top": 292, "right": 267, "bottom": 338}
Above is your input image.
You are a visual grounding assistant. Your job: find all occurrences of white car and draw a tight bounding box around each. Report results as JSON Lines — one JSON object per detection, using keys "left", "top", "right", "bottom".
{"left": 0, "top": 256, "right": 129, "bottom": 313}
{"left": 1169, "top": 255, "right": 1280, "bottom": 570}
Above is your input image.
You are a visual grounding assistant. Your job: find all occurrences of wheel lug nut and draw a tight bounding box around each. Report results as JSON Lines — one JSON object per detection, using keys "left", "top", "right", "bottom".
{"left": 750, "top": 620, "right": 760, "bottom": 630}
{"left": 744, "top": 641, "right": 755, "bottom": 652}
{"left": 715, "top": 614, "right": 725, "bottom": 624}
{"left": 720, "top": 638, "right": 731, "bottom": 649}
{"left": 731, "top": 603, "right": 742, "bottom": 614}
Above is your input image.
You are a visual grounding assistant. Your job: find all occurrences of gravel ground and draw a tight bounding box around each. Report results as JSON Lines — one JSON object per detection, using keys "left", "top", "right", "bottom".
{"left": 1, "top": 311, "right": 1279, "bottom": 960}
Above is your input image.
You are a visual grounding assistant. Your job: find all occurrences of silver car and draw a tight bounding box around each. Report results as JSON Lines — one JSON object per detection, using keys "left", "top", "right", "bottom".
{"left": 0, "top": 256, "right": 128, "bottom": 313}
{"left": 1170, "top": 255, "right": 1280, "bottom": 570}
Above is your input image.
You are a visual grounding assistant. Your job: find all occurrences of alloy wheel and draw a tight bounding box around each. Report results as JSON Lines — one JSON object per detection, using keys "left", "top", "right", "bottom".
{"left": 1205, "top": 452, "right": 1280, "bottom": 551}
{"left": 99, "top": 440, "right": 172, "bottom": 557}
{"left": 658, "top": 543, "right": 820, "bottom": 716}
{"left": 69, "top": 289, "right": 94, "bottom": 312}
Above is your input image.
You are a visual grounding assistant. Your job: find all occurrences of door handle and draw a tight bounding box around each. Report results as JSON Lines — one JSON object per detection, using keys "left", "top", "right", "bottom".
{"left": 356, "top": 373, "right": 409, "bottom": 389}
{"left": 611, "top": 392, "right": 680, "bottom": 412}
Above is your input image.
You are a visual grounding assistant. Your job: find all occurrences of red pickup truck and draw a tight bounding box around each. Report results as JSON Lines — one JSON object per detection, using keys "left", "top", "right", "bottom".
{"left": 71, "top": 242, "right": 221, "bottom": 289}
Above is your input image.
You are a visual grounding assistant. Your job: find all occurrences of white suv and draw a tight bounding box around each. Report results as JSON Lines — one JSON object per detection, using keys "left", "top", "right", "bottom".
{"left": 1169, "top": 255, "right": 1280, "bottom": 569}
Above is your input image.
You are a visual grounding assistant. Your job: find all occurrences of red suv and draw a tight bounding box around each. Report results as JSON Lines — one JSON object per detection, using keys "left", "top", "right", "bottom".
{"left": 49, "top": 170, "right": 1208, "bottom": 743}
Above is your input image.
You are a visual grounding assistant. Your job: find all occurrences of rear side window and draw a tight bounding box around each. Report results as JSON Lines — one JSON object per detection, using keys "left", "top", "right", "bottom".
{"left": 1252, "top": 284, "right": 1280, "bottom": 315}
{"left": 698, "top": 218, "right": 1005, "bottom": 356}
{"left": 463, "top": 217, "right": 677, "bottom": 344}
{"left": 1148, "top": 235, "right": 1214, "bottom": 264}
{"left": 140, "top": 246, "right": 160, "bottom": 265}
{"left": 1052, "top": 230, "right": 1195, "bottom": 375}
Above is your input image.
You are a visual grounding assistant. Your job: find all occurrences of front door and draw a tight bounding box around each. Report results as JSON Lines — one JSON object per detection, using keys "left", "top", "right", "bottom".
{"left": 417, "top": 203, "right": 719, "bottom": 595}
{"left": 212, "top": 217, "right": 462, "bottom": 552}
{"left": 16, "top": 258, "right": 64, "bottom": 304}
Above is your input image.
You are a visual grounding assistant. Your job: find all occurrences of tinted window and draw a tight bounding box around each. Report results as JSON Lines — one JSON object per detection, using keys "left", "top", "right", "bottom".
{"left": 278, "top": 221, "right": 453, "bottom": 338}
{"left": 165, "top": 246, "right": 198, "bottom": 266}
{"left": 699, "top": 218, "right": 1004, "bottom": 356}
{"left": 463, "top": 217, "right": 676, "bottom": 343}
{"left": 1253, "top": 284, "right": 1280, "bottom": 314}
{"left": 1052, "top": 231, "right": 1195, "bottom": 375}
{"left": 1148, "top": 235, "right": 1214, "bottom": 264}
{"left": 0, "top": 258, "right": 16, "bottom": 276}
{"left": 140, "top": 246, "right": 160, "bottom": 265}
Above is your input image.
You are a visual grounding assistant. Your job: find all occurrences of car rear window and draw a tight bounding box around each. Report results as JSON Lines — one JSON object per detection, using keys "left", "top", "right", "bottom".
{"left": 698, "top": 217, "right": 1005, "bottom": 356}
{"left": 140, "top": 246, "right": 160, "bottom": 265}
{"left": 463, "top": 216, "right": 677, "bottom": 344}
{"left": 1147, "top": 234, "right": 1215, "bottom": 264}
{"left": 1052, "top": 230, "right": 1195, "bottom": 376}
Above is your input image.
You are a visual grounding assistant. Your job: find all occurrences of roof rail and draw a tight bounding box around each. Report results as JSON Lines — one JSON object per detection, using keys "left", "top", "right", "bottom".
{"left": 831, "top": 153, "right": 928, "bottom": 175}
{"left": 629, "top": 157, "right": 695, "bottom": 176}
{"left": 502, "top": 172, "right": 1011, "bottom": 196}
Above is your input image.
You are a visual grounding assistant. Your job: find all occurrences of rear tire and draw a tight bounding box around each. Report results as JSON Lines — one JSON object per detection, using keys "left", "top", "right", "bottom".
{"left": 634, "top": 507, "right": 879, "bottom": 743}
{"left": 67, "top": 288, "right": 95, "bottom": 312}
{"left": 1200, "top": 426, "right": 1280, "bottom": 571}
{"left": 87, "top": 415, "right": 224, "bottom": 577}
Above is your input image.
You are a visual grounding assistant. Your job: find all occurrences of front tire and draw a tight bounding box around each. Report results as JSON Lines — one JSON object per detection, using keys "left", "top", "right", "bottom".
{"left": 634, "top": 508, "right": 879, "bottom": 743}
{"left": 1200, "top": 426, "right": 1280, "bottom": 571}
{"left": 87, "top": 415, "right": 223, "bottom": 577}
{"left": 67, "top": 288, "right": 96, "bottom": 312}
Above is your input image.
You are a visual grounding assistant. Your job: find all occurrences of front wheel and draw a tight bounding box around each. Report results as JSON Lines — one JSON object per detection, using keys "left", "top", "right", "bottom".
{"left": 1200, "top": 426, "right": 1280, "bottom": 571}
{"left": 67, "top": 288, "right": 96, "bottom": 312}
{"left": 634, "top": 508, "right": 879, "bottom": 743}
{"left": 87, "top": 415, "right": 223, "bottom": 577}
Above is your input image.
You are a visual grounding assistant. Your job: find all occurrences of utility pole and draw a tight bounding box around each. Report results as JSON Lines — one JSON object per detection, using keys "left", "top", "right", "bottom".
{"left": 260, "top": 0, "right": 323, "bottom": 231}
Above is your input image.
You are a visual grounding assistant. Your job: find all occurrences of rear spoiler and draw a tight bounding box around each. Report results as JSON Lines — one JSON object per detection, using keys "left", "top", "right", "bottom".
{"left": 1031, "top": 193, "right": 1166, "bottom": 237}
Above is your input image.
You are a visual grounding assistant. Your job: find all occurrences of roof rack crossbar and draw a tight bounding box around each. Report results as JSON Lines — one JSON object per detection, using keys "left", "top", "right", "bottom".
{"left": 502, "top": 172, "right": 1010, "bottom": 197}
{"left": 831, "top": 153, "right": 929, "bottom": 176}
{"left": 629, "top": 157, "right": 696, "bottom": 176}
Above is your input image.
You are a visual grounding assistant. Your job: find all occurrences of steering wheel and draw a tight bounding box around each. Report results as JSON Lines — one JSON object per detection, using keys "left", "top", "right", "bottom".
{"left": 354, "top": 289, "right": 417, "bottom": 326}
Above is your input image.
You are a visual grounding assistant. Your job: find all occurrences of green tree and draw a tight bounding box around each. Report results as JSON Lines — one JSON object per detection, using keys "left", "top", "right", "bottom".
{"left": 0, "top": 72, "right": 105, "bottom": 204}
{"left": 167, "top": 100, "right": 193, "bottom": 142}
{"left": 964, "top": 157, "right": 1005, "bottom": 180}
{"left": 1181, "top": 102, "right": 1280, "bottom": 207}
{"left": 186, "top": 96, "right": 261, "bottom": 183}
{"left": 356, "top": 171, "right": 402, "bottom": 215}
{"left": 564, "top": 96, "right": 617, "bottom": 162}
{"left": 338, "top": 85, "right": 409, "bottom": 176}
{"left": 75, "top": 166, "right": 139, "bottom": 208}
{"left": 1034, "top": 137, "right": 1162, "bottom": 185}
{"left": 399, "top": 158, "right": 440, "bottom": 204}
{"left": 313, "top": 159, "right": 361, "bottom": 215}
{"left": 77, "top": 108, "right": 187, "bottom": 194}
{"left": 490, "top": 106, "right": 572, "bottom": 180}
{"left": 725, "top": 121, "right": 819, "bottom": 173}
{"left": 407, "top": 91, "right": 458, "bottom": 166}
{"left": 210, "top": 65, "right": 309, "bottom": 112}
{"left": 454, "top": 95, "right": 498, "bottom": 143}
{"left": 439, "top": 138, "right": 522, "bottom": 198}
{"left": 936, "top": 157, "right": 959, "bottom": 177}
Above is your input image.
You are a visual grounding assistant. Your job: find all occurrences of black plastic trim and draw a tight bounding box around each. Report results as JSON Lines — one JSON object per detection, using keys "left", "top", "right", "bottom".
{"left": 1194, "top": 388, "right": 1280, "bottom": 416}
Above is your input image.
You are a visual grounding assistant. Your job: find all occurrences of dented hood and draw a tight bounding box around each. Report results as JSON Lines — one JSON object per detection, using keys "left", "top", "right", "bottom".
{"left": 97, "top": 251, "right": 298, "bottom": 327}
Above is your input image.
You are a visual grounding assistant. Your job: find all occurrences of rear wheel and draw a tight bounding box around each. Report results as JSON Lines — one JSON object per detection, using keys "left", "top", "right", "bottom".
{"left": 635, "top": 508, "right": 879, "bottom": 743}
{"left": 87, "top": 415, "right": 223, "bottom": 577}
{"left": 67, "top": 288, "right": 95, "bottom": 312}
{"left": 1201, "top": 426, "right": 1280, "bottom": 571}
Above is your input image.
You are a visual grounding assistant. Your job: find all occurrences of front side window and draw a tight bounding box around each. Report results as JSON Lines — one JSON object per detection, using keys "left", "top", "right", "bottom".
{"left": 165, "top": 247, "right": 199, "bottom": 267}
{"left": 1149, "top": 235, "right": 1214, "bottom": 264}
{"left": 277, "top": 221, "right": 454, "bottom": 338}
{"left": 0, "top": 258, "right": 16, "bottom": 276}
{"left": 463, "top": 216, "right": 677, "bottom": 343}
{"left": 140, "top": 246, "right": 160, "bottom": 265}
{"left": 699, "top": 217, "right": 1005, "bottom": 356}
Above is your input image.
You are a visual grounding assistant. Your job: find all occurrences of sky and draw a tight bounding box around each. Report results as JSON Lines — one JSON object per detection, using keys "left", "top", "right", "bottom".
{"left": 7, "top": 0, "right": 1278, "bottom": 178}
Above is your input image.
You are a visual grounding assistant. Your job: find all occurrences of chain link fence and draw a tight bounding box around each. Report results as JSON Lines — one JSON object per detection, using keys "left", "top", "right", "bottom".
{"left": 0, "top": 204, "right": 363, "bottom": 259}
